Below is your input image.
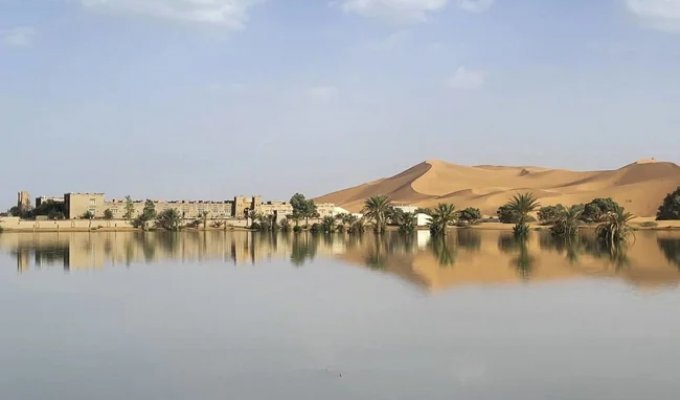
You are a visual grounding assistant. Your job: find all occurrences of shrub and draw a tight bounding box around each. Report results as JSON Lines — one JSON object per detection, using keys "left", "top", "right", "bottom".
{"left": 310, "top": 223, "right": 322, "bottom": 233}
{"left": 103, "top": 209, "right": 114, "bottom": 220}
{"left": 657, "top": 187, "right": 680, "bottom": 220}
{"left": 82, "top": 211, "right": 95, "bottom": 219}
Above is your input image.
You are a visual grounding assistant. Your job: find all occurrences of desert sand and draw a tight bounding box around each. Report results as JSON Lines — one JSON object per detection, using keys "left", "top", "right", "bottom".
{"left": 316, "top": 159, "right": 680, "bottom": 218}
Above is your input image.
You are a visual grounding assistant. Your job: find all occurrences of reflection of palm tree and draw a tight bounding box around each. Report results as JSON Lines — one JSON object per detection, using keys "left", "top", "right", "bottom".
{"left": 290, "top": 233, "right": 318, "bottom": 267}
{"left": 606, "top": 242, "right": 631, "bottom": 271}
{"left": 498, "top": 233, "right": 534, "bottom": 279}
{"left": 134, "top": 233, "right": 156, "bottom": 263}
{"left": 365, "top": 237, "right": 388, "bottom": 269}
{"left": 657, "top": 237, "right": 680, "bottom": 269}
{"left": 429, "top": 236, "right": 456, "bottom": 267}
{"left": 456, "top": 229, "right": 481, "bottom": 251}
{"left": 579, "top": 233, "right": 631, "bottom": 271}
{"left": 513, "top": 239, "right": 535, "bottom": 279}
{"left": 564, "top": 238, "right": 584, "bottom": 265}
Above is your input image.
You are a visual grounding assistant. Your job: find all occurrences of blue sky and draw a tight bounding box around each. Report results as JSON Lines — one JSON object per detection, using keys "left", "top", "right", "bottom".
{"left": 1, "top": 0, "right": 679, "bottom": 206}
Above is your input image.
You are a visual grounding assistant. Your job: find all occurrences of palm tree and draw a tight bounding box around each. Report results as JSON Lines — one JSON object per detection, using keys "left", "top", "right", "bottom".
{"left": 597, "top": 208, "right": 635, "bottom": 248}
{"left": 362, "top": 196, "right": 392, "bottom": 234}
{"left": 391, "top": 208, "right": 416, "bottom": 234}
{"left": 349, "top": 217, "right": 367, "bottom": 234}
{"left": 504, "top": 193, "right": 540, "bottom": 236}
{"left": 550, "top": 205, "right": 584, "bottom": 238}
{"left": 424, "top": 203, "right": 457, "bottom": 236}
{"left": 321, "top": 216, "right": 337, "bottom": 234}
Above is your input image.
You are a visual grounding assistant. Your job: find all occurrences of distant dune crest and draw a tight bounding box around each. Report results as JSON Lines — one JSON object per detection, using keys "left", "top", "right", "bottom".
{"left": 316, "top": 159, "right": 680, "bottom": 217}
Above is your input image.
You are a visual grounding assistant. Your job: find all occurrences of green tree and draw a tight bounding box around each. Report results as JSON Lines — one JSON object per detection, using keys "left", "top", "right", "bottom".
{"left": 290, "top": 193, "right": 318, "bottom": 227}
{"left": 155, "top": 209, "right": 182, "bottom": 231}
{"left": 123, "top": 196, "right": 135, "bottom": 220}
{"left": 503, "top": 193, "right": 541, "bottom": 237}
{"left": 142, "top": 200, "right": 157, "bottom": 220}
{"left": 103, "top": 209, "right": 114, "bottom": 220}
{"left": 423, "top": 203, "right": 457, "bottom": 236}
{"left": 24, "top": 200, "right": 65, "bottom": 220}
{"left": 657, "top": 187, "right": 680, "bottom": 220}
{"left": 458, "top": 207, "right": 482, "bottom": 225}
{"left": 362, "top": 195, "right": 393, "bottom": 234}
{"left": 582, "top": 198, "right": 621, "bottom": 223}
{"left": 133, "top": 200, "right": 157, "bottom": 230}
{"left": 82, "top": 210, "right": 95, "bottom": 219}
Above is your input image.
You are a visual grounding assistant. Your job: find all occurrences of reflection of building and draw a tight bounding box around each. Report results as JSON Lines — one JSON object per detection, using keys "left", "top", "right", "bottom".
{"left": 1, "top": 231, "right": 679, "bottom": 291}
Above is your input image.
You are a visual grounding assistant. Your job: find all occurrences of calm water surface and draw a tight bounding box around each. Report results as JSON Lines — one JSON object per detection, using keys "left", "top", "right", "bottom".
{"left": 1, "top": 230, "right": 680, "bottom": 400}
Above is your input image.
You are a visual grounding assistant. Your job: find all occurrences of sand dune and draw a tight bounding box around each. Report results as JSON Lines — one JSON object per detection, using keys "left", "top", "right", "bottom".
{"left": 316, "top": 159, "right": 680, "bottom": 217}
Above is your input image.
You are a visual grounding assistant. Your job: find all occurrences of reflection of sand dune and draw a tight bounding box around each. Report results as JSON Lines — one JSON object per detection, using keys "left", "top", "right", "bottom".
{"left": 336, "top": 231, "right": 680, "bottom": 292}
{"left": 316, "top": 159, "right": 680, "bottom": 216}
{"left": 1, "top": 231, "right": 679, "bottom": 292}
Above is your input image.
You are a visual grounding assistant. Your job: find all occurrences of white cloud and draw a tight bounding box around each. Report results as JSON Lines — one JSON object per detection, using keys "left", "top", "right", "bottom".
{"left": 306, "top": 85, "right": 339, "bottom": 103}
{"left": 340, "top": 0, "right": 492, "bottom": 23}
{"left": 445, "top": 66, "right": 486, "bottom": 89}
{"left": 0, "top": 27, "right": 37, "bottom": 48}
{"left": 79, "top": 0, "right": 259, "bottom": 28}
{"left": 625, "top": 0, "right": 680, "bottom": 32}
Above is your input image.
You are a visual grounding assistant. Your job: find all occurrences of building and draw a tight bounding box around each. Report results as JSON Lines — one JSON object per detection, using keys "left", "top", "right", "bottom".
{"left": 394, "top": 205, "right": 430, "bottom": 227}
{"left": 28, "top": 191, "right": 338, "bottom": 222}
{"left": 17, "top": 191, "right": 31, "bottom": 211}
{"left": 62, "top": 193, "right": 270, "bottom": 220}
{"left": 64, "top": 193, "right": 106, "bottom": 219}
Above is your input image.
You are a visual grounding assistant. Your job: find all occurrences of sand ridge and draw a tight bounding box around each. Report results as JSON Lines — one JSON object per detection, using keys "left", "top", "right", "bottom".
{"left": 315, "top": 159, "right": 680, "bottom": 217}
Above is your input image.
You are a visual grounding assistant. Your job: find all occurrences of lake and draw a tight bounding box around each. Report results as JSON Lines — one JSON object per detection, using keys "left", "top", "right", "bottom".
{"left": 1, "top": 230, "right": 679, "bottom": 400}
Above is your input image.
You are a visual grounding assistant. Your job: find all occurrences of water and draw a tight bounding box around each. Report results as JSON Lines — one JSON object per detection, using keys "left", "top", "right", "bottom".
{"left": 1, "top": 230, "right": 679, "bottom": 400}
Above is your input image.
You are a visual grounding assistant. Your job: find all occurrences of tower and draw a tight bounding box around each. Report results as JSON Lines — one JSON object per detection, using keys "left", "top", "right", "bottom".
{"left": 17, "top": 191, "right": 31, "bottom": 212}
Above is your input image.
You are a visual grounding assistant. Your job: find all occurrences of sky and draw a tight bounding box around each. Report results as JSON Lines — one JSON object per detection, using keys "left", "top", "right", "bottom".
{"left": 1, "top": 0, "right": 679, "bottom": 207}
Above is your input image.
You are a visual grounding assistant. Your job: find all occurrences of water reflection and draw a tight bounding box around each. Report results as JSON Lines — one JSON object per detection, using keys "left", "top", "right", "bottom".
{"left": 658, "top": 235, "right": 680, "bottom": 269}
{"left": 1, "top": 230, "right": 680, "bottom": 291}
